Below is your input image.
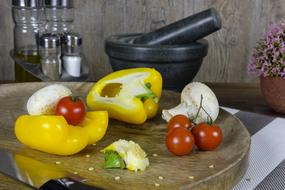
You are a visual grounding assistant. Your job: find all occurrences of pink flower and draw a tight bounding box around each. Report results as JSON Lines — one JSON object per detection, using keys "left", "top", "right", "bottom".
{"left": 248, "top": 20, "right": 285, "bottom": 78}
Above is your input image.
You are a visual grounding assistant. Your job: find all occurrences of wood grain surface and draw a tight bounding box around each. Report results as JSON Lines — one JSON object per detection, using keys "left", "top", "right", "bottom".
{"left": 0, "top": 82, "right": 250, "bottom": 190}
{"left": 1, "top": 0, "right": 285, "bottom": 82}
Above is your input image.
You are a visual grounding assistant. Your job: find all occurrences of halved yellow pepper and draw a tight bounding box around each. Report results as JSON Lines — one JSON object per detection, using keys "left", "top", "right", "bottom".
{"left": 86, "top": 68, "right": 162, "bottom": 124}
{"left": 14, "top": 111, "right": 108, "bottom": 156}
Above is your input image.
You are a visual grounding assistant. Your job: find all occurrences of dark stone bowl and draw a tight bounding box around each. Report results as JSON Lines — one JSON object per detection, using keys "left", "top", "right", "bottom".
{"left": 105, "top": 34, "right": 208, "bottom": 91}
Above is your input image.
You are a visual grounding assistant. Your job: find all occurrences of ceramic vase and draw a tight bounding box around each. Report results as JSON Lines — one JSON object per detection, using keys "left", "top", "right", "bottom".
{"left": 260, "top": 76, "right": 285, "bottom": 114}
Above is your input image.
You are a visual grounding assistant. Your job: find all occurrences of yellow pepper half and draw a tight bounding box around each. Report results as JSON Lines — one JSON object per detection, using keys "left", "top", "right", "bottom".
{"left": 15, "top": 111, "right": 108, "bottom": 156}
{"left": 87, "top": 68, "right": 162, "bottom": 124}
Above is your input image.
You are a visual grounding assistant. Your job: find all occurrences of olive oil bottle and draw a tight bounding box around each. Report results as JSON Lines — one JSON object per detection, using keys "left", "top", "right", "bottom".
{"left": 12, "top": 0, "right": 45, "bottom": 82}
{"left": 15, "top": 50, "right": 41, "bottom": 82}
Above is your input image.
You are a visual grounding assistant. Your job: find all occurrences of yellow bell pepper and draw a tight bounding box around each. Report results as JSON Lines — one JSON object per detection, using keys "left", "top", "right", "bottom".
{"left": 86, "top": 68, "right": 162, "bottom": 124}
{"left": 14, "top": 111, "right": 108, "bottom": 156}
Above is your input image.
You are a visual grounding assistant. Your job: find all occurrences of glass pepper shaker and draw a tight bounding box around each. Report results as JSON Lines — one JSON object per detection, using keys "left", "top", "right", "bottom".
{"left": 39, "top": 33, "right": 62, "bottom": 80}
{"left": 62, "top": 33, "right": 82, "bottom": 77}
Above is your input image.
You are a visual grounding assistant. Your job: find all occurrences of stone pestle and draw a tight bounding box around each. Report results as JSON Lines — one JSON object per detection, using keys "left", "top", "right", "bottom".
{"left": 132, "top": 8, "right": 222, "bottom": 45}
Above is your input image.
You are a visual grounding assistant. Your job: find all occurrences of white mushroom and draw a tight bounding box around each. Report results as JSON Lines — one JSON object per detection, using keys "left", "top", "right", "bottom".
{"left": 162, "top": 82, "right": 219, "bottom": 123}
{"left": 27, "top": 84, "right": 72, "bottom": 115}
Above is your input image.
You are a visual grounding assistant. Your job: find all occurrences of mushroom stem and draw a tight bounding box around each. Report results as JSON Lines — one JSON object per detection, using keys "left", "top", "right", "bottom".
{"left": 162, "top": 102, "right": 191, "bottom": 122}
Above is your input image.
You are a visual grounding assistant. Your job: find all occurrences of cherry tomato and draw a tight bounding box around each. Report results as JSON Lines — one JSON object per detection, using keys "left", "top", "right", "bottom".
{"left": 192, "top": 123, "right": 223, "bottom": 151}
{"left": 55, "top": 96, "right": 86, "bottom": 125}
{"left": 143, "top": 99, "right": 158, "bottom": 119}
{"left": 167, "top": 114, "right": 191, "bottom": 132}
{"left": 166, "top": 127, "right": 195, "bottom": 156}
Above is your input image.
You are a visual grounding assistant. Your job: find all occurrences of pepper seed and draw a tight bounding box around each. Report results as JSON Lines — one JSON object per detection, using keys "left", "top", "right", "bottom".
{"left": 209, "top": 164, "right": 214, "bottom": 169}
{"left": 158, "top": 176, "right": 164, "bottom": 180}
{"left": 154, "top": 183, "right": 160, "bottom": 187}
{"left": 55, "top": 161, "right": 61, "bottom": 165}
{"left": 88, "top": 167, "right": 94, "bottom": 171}
{"left": 188, "top": 176, "right": 194, "bottom": 180}
{"left": 115, "top": 176, "right": 120, "bottom": 181}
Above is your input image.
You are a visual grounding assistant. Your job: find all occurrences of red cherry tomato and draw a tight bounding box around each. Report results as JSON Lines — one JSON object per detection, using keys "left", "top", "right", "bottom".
{"left": 167, "top": 114, "right": 192, "bottom": 132}
{"left": 192, "top": 123, "right": 223, "bottom": 151}
{"left": 166, "top": 127, "right": 195, "bottom": 156}
{"left": 55, "top": 96, "right": 86, "bottom": 125}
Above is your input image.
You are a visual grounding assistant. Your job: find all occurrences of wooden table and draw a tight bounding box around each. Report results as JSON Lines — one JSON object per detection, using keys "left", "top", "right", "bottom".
{"left": 0, "top": 82, "right": 281, "bottom": 190}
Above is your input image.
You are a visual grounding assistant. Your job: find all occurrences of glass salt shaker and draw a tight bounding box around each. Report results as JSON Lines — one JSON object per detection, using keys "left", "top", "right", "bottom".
{"left": 62, "top": 33, "right": 82, "bottom": 77}
{"left": 39, "top": 33, "right": 62, "bottom": 80}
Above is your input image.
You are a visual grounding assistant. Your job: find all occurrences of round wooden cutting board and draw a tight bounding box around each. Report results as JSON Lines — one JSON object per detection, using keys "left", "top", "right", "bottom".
{"left": 0, "top": 82, "right": 250, "bottom": 190}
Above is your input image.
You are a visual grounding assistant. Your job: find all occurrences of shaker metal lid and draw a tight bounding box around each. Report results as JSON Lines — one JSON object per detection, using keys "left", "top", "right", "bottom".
{"left": 12, "top": 0, "right": 43, "bottom": 7}
{"left": 62, "top": 32, "right": 82, "bottom": 46}
{"left": 39, "top": 33, "right": 61, "bottom": 48}
{"left": 44, "top": 0, "right": 73, "bottom": 8}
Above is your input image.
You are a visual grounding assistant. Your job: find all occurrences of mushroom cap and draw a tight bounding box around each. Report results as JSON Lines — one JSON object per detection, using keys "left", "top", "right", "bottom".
{"left": 181, "top": 82, "right": 219, "bottom": 123}
{"left": 26, "top": 84, "right": 72, "bottom": 115}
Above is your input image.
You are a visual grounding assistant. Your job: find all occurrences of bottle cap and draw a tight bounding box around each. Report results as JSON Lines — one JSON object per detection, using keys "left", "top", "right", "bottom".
{"left": 39, "top": 34, "right": 61, "bottom": 48}
{"left": 44, "top": 0, "right": 73, "bottom": 8}
{"left": 12, "top": 0, "right": 43, "bottom": 8}
{"left": 62, "top": 33, "right": 82, "bottom": 46}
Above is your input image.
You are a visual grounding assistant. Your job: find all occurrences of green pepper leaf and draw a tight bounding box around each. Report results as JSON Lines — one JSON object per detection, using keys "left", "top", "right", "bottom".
{"left": 103, "top": 150, "right": 126, "bottom": 169}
